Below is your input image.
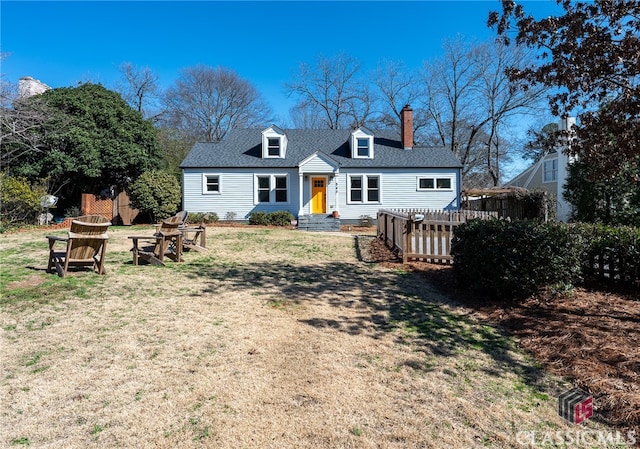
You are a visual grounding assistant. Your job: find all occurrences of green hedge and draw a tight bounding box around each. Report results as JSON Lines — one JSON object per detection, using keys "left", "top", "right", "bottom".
{"left": 574, "top": 223, "right": 640, "bottom": 286}
{"left": 451, "top": 219, "right": 584, "bottom": 299}
{"left": 248, "top": 210, "right": 294, "bottom": 227}
{"left": 451, "top": 220, "right": 639, "bottom": 300}
{"left": 188, "top": 212, "right": 219, "bottom": 224}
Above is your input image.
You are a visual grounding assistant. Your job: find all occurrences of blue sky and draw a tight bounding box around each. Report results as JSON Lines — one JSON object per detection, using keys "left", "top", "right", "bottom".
{"left": 2, "top": 1, "right": 562, "bottom": 124}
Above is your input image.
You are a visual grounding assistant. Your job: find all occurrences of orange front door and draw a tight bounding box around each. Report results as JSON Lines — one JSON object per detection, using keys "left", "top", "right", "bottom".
{"left": 311, "top": 177, "right": 326, "bottom": 214}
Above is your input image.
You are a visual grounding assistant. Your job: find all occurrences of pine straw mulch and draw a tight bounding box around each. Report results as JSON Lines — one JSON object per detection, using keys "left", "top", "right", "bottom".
{"left": 367, "top": 238, "right": 640, "bottom": 438}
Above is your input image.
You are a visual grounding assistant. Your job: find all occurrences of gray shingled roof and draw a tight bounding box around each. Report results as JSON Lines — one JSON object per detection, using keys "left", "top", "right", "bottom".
{"left": 180, "top": 128, "right": 462, "bottom": 169}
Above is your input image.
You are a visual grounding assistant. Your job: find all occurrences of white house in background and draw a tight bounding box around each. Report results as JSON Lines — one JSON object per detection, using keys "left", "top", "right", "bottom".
{"left": 180, "top": 105, "right": 463, "bottom": 224}
{"left": 505, "top": 117, "right": 576, "bottom": 221}
{"left": 18, "top": 76, "right": 50, "bottom": 98}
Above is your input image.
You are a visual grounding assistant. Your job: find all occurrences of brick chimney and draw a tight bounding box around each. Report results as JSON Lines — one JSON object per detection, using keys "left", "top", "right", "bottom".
{"left": 400, "top": 104, "right": 413, "bottom": 149}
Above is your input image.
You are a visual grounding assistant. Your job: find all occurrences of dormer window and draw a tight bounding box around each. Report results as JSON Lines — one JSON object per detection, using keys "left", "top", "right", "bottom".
{"left": 262, "top": 125, "right": 287, "bottom": 158}
{"left": 357, "top": 138, "right": 370, "bottom": 157}
{"left": 267, "top": 137, "right": 281, "bottom": 156}
{"left": 350, "top": 127, "right": 374, "bottom": 159}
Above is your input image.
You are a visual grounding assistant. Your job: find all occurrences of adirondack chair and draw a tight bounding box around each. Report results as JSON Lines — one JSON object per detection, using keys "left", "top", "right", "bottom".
{"left": 173, "top": 211, "right": 208, "bottom": 252}
{"left": 153, "top": 210, "right": 188, "bottom": 234}
{"left": 163, "top": 210, "right": 207, "bottom": 252}
{"left": 46, "top": 215, "right": 111, "bottom": 277}
{"left": 173, "top": 210, "right": 189, "bottom": 226}
{"left": 128, "top": 220, "right": 183, "bottom": 266}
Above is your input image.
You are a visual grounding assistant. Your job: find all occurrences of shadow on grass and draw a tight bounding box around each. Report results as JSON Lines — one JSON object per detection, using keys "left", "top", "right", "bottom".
{"left": 183, "top": 250, "right": 545, "bottom": 386}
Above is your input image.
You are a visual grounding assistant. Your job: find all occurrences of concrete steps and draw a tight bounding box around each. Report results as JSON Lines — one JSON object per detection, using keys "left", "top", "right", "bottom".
{"left": 297, "top": 214, "right": 341, "bottom": 232}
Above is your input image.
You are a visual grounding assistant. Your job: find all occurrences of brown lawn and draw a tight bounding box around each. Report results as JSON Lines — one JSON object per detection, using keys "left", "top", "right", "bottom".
{"left": 367, "top": 239, "right": 639, "bottom": 444}
{"left": 0, "top": 225, "right": 636, "bottom": 448}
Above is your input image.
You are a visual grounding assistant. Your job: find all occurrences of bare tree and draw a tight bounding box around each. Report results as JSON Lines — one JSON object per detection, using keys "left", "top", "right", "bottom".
{"left": 288, "top": 102, "right": 324, "bottom": 129}
{"left": 286, "top": 53, "right": 373, "bottom": 129}
{"left": 421, "top": 38, "right": 487, "bottom": 182}
{"left": 373, "top": 59, "right": 428, "bottom": 135}
{"left": 420, "top": 37, "right": 546, "bottom": 187}
{"left": 476, "top": 40, "right": 547, "bottom": 186}
{"left": 162, "top": 65, "right": 272, "bottom": 142}
{"left": 115, "top": 62, "right": 161, "bottom": 119}
{"left": 0, "top": 59, "right": 54, "bottom": 171}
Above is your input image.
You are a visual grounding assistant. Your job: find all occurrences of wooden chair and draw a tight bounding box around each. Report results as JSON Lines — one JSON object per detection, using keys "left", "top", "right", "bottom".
{"left": 128, "top": 220, "right": 183, "bottom": 266}
{"left": 46, "top": 215, "right": 111, "bottom": 277}
{"left": 163, "top": 210, "right": 207, "bottom": 252}
{"left": 172, "top": 210, "right": 189, "bottom": 226}
{"left": 181, "top": 224, "right": 208, "bottom": 252}
{"left": 153, "top": 210, "right": 188, "bottom": 234}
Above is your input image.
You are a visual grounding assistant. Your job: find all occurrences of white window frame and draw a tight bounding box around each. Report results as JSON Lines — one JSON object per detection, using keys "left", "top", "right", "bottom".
{"left": 253, "top": 174, "right": 290, "bottom": 205}
{"left": 416, "top": 176, "right": 453, "bottom": 191}
{"left": 347, "top": 174, "right": 381, "bottom": 204}
{"left": 543, "top": 158, "right": 558, "bottom": 182}
{"left": 261, "top": 127, "right": 287, "bottom": 159}
{"left": 350, "top": 129, "right": 374, "bottom": 159}
{"left": 202, "top": 174, "right": 221, "bottom": 194}
{"left": 267, "top": 137, "right": 281, "bottom": 157}
{"left": 356, "top": 138, "right": 370, "bottom": 158}
{"left": 274, "top": 175, "right": 288, "bottom": 203}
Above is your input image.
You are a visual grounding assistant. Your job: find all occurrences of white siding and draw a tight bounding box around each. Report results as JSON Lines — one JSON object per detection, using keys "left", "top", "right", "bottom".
{"left": 300, "top": 157, "right": 335, "bottom": 173}
{"left": 183, "top": 168, "right": 300, "bottom": 220}
{"left": 336, "top": 168, "right": 460, "bottom": 220}
{"left": 184, "top": 167, "right": 460, "bottom": 220}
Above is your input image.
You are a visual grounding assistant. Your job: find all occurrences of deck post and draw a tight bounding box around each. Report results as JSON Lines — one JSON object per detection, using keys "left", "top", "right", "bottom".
{"left": 403, "top": 216, "right": 411, "bottom": 264}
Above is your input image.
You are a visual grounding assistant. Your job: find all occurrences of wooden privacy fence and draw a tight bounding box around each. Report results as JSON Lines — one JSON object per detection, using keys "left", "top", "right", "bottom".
{"left": 80, "top": 191, "right": 140, "bottom": 225}
{"left": 376, "top": 209, "right": 498, "bottom": 264}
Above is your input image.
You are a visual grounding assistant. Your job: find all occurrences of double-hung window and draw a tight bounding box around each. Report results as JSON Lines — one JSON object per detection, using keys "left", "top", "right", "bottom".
{"left": 203, "top": 174, "right": 220, "bottom": 194}
{"left": 356, "top": 138, "right": 370, "bottom": 157}
{"left": 348, "top": 175, "right": 380, "bottom": 203}
{"left": 257, "top": 176, "right": 270, "bottom": 203}
{"left": 255, "top": 174, "right": 289, "bottom": 204}
{"left": 350, "top": 129, "right": 374, "bottom": 159}
{"left": 350, "top": 176, "right": 363, "bottom": 202}
{"left": 267, "top": 138, "right": 281, "bottom": 157}
{"left": 274, "top": 176, "right": 287, "bottom": 202}
{"left": 367, "top": 176, "right": 379, "bottom": 202}
{"left": 262, "top": 127, "right": 287, "bottom": 158}
{"left": 543, "top": 158, "right": 558, "bottom": 182}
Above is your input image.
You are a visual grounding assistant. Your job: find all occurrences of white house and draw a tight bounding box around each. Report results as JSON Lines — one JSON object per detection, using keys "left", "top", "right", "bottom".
{"left": 18, "top": 76, "right": 50, "bottom": 99}
{"left": 180, "top": 106, "right": 463, "bottom": 225}
{"left": 505, "top": 117, "right": 576, "bottom": 221}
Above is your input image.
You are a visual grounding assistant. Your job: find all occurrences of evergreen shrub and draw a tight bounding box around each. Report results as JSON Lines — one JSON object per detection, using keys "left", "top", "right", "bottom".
{"left": 129, "top": 170, "right": 181, "bottom": 222}
{"left": 248, "top": 210, "right": 294, "bottom": 226}
{"left": 188, "top": 212, "right": 219, "bottom": 224}
{"left": 267, "top": 210, "right": 295, "bottom": 226}
{"left": 0, "top": 174, "right": 48, "bottom": 229}
{"left": 574, "top": 223, "right": 640, "bottom": 288}
{"left": 451, "top": 219, "right": 585, "bottom": 300}
{"left": 248, "top": 211, "right": 269, "bottom": 225}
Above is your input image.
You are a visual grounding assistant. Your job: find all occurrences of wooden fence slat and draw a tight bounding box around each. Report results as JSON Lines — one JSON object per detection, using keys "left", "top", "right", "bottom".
{"left": 378, "top": 209, "right": 497, "bottom": 264}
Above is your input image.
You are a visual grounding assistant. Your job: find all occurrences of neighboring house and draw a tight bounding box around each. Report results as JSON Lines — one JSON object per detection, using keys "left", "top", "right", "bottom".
{"left": 180, "top": 106, "right": 462, "bottom": 224}
{"left": 505, "top": 117, "right": 576, "bottom": 221}
{"left": 18, "top": 76, "right": 50, "bottom": 98}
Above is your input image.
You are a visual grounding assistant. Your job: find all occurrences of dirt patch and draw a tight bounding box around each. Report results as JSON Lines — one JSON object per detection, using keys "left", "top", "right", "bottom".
{"left": 6, "top": 275, "right": 47, "bottom": 290}
{"left": 365, "top": 238, "right": 640, "bottom": 437}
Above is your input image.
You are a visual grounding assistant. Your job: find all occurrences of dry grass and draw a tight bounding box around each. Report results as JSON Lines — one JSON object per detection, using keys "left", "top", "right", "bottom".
{"left": 0, "top": 226, "right": 632, "bottom": 448}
